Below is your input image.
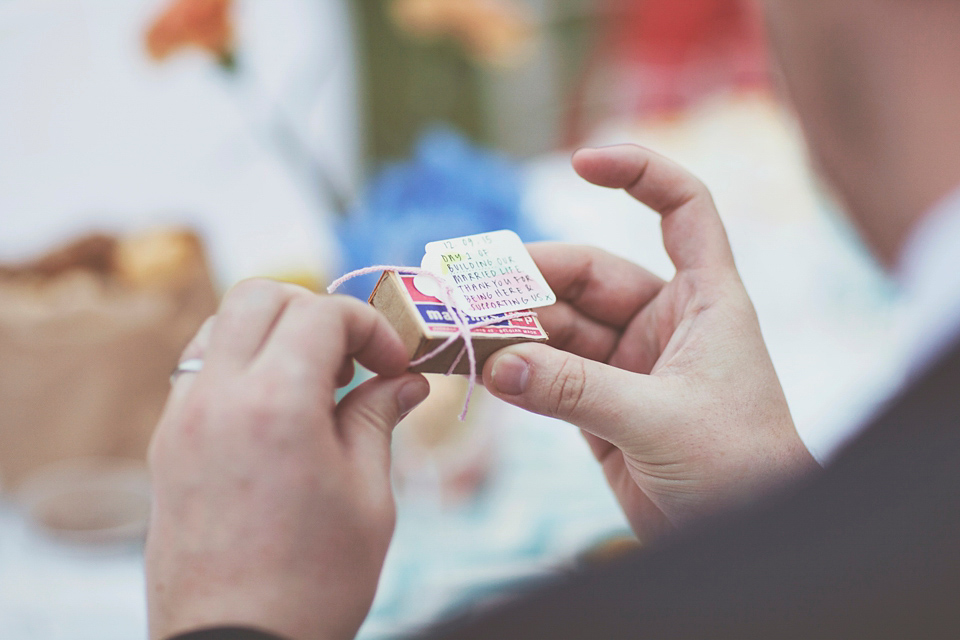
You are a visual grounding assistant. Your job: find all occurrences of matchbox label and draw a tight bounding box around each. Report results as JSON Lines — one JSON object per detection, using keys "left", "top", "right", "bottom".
{"left": 400, "top": 275, "right": 547, "bottom": 338}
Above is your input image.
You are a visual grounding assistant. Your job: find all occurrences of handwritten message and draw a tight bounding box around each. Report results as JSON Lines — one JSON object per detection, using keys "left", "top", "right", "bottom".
{"left": 421, "top": 230, "right": 556, "bottom": 317}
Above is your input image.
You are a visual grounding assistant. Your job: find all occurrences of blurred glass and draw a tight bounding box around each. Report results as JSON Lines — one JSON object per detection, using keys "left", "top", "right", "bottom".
{"left": 17, "top": 458, "right": 151, "bottom": 546}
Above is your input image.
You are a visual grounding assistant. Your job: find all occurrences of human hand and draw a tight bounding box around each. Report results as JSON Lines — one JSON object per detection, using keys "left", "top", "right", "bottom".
{"left": 483, "top": 145, "right": 818, "bottom": 542}
{"left": 146, "top": 281, "right": 429, "bottom": 640}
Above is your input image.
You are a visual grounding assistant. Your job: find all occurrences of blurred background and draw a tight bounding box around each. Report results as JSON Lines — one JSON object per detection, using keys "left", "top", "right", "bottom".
{"left": 0, "top": 1, "right": 900, "bottom": 638}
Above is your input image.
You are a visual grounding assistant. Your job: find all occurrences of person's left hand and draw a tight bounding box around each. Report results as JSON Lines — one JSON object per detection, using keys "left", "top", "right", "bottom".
{"left": 146, "top": 280, "right": 429, "bottom": 640}
{"left": 481, "top": 145, "right": 817, "bottom": 542}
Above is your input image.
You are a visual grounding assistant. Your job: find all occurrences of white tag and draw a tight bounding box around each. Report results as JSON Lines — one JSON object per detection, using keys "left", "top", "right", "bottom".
{"left": 420, "top": 230, "right": 556, "bottom": 318}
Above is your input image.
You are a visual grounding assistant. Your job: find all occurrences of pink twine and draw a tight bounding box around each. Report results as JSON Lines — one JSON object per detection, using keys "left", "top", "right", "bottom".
{"left": 327, "top": 265, "right": 535, "bottom": 420}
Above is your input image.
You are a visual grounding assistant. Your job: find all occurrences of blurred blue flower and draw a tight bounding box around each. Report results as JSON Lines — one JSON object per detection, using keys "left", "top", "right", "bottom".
{"left": 336, "top": 127, "right": 543, "bottom": 298}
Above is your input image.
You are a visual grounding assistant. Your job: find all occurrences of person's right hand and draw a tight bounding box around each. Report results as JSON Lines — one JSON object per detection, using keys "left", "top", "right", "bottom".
{"left": 482, "top": 145, "right": 818, "bottom": 542}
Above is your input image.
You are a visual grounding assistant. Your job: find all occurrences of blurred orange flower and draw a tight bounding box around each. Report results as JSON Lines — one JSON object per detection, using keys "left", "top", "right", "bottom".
{"left": 390, "top": 0, "right": 533, "bottom": 66}
{"left": 145, "top": 0, "right": 234, "bottom": 66}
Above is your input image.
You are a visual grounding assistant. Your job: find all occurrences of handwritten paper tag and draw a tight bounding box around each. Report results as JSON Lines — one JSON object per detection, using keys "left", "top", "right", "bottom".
{"left": 417, "top": 230, "right": 556, "bottom": 318}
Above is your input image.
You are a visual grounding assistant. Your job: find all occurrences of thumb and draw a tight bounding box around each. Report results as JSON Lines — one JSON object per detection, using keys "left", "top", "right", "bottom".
{"left": 337, "top": 373, "right": 430, "bottom": 465}
{"left": 483, "top": 343, "right": 663, "bottom": 445}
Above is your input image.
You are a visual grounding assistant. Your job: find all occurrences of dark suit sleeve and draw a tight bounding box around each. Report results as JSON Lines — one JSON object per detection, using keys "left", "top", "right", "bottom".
{"left": 168, "top": 628, "right": 287, "bottom": 640}
{"left": 417, "top": 344, "right": 960, "bottom": 640}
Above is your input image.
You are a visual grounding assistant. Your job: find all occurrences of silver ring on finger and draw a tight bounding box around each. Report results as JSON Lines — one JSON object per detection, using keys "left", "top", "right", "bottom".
{"left": 170, "top": 358, "right": 204, "bottom": 385}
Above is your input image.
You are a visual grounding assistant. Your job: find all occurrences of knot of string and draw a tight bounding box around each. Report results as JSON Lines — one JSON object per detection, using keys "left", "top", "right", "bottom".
{"left": 327, "top": 266, "right": 535, "bottom": 420}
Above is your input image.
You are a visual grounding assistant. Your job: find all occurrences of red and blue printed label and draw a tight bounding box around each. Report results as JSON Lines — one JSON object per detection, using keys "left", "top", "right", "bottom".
{"left": 400, "top": 275, "right": 547, "bottom": 338}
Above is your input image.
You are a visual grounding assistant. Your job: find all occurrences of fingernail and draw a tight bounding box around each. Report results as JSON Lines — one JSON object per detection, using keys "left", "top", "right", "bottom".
{"left": 491, "top": 353, "right": 530, "bottom": 396}
{"left": 397, "top": 378, "right": 429, "bottom": 416}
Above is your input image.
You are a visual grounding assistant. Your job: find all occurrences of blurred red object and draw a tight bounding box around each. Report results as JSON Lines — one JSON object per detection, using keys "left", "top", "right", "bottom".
{"left": 605, "top": 0, "right": 768, "bottom": 116}
{"left": 145, "top": 0, "right": 234, "bottom": 66}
